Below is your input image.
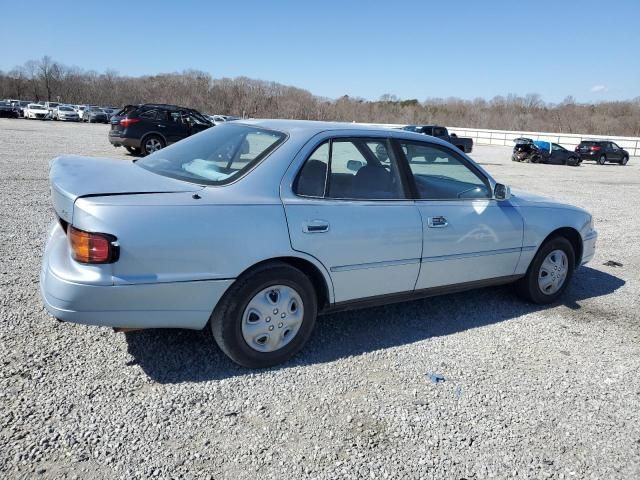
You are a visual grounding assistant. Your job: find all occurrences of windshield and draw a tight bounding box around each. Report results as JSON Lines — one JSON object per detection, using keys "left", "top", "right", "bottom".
{"left": 137, "top": 124, "right": 287, "bottom": 185}
{"left": 59, "top": 106, "right": 74, "bottom": 111}
{"left": 29, "top": 104, "right": 45, "bottom": 110}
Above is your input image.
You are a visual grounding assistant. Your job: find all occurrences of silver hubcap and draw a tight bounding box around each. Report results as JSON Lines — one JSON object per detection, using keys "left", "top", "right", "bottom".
{"left": 538, "top": 250, "right": 568, "bottom": 295}
{"left": 241, "top": 285, "right": 304, "bottom": 353}
{"left": 146, "top": 138, "right": 162, "bottom": 152}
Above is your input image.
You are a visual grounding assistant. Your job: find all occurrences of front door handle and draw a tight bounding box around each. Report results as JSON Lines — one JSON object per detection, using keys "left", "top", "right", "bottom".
{"left": 157, "top": 124, "right": 166, "bottom": 128}
{"left": 303, "top": 220, "right": 330, "bottom": 233}
{"left": 427, "top": 216, "right": 448, "bottom": 228}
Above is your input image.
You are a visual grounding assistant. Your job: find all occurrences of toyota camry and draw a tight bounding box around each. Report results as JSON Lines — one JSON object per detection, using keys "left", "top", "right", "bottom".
{"left": 41, "top": 120, "right": 598, "bottom": 367}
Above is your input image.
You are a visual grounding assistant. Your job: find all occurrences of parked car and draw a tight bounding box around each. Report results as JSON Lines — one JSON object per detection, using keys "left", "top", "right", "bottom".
{"left": 575, "top": 140, "right": 629, "bottom": 165}
{"left": 402, "top": 125, "right": 473, "bottom": 153}
{"left": 207, "top": 114, "right": 240, "bottom": 125}
{"left": 53, "top": 105, "right": 80, "bottom": 121}
{"left": 102, "top": 107, "right": 121, "bottom": 119}
{"left": 512, "top": 138, "right": 581, "bottom": 166}
{"left": 15, "top": 100, "right": 32, "bottom": 117}
{"left": 109, "top": 103, "right": 213, "bottom": 155}
{"left": 24, "top": 103, "right": 50, "bottom": 120}
{"left": 44, "top": 102, "right": 60, "bottom": 117}
{"left": 0, "top": 102, "right": 19, "bottom": 118}
{"left": 83, "top": 107, "right": 108, "bottom": 123}
{"left": 41, "top": 120, "right": 597, "bottom": 367}
{"left": 76, "top": 105, "right": 89, "bottom": 120}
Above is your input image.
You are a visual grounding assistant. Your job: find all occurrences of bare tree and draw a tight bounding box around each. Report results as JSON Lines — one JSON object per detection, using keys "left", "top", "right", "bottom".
{"left": 1, "top": 56, "right": 639, "bottom": 137}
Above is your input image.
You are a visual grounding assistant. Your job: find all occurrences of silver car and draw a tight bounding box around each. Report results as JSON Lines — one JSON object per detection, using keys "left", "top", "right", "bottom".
{"left": 54, "top": 105, "right": 79, "bottom": 121}
{"left": 40, "top": 120, "right": 597, "bottom": 367}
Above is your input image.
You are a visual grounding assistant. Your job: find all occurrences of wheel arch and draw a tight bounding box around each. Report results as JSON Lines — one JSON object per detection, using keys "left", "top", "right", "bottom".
{"left": 234, "top": 256, "right": 333, "bottom": 311}
{"left": 540, "top": 227, "right": 583, "bottom": 266}
{"left": 140, "top": 131, "right": 167, "bottom": 147}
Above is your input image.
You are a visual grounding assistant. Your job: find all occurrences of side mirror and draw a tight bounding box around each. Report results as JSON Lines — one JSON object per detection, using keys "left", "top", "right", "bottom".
{"left": 346, "top": 160, "right": 364, "bottom": 172}
{"left": 494, "top": 183, "right": 511, "bottom": 201}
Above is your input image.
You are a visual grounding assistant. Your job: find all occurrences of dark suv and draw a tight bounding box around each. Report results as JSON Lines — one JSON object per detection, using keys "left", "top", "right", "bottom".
{"left": 575, "top": 140, "right": 630, "bottom": 165}
{"left": 109, "top": 104, "right": 213, "bottom": 155}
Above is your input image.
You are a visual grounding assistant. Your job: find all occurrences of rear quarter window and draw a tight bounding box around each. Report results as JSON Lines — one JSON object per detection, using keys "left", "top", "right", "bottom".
{"left": 137, "top": 124, "right": 287, "bottom": 185}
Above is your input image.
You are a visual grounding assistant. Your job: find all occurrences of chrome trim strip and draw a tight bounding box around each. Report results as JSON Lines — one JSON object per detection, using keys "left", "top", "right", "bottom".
{"left": 421, "top": 247, "right": 524, "bottom": 263}
{"left": 330, "top": 258, "right": 421, "bottom": 273}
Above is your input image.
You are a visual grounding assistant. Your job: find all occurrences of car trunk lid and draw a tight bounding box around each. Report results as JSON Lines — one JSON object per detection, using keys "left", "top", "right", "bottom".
{"left": 50, "top": 155, "right": 202, "bottom": 223}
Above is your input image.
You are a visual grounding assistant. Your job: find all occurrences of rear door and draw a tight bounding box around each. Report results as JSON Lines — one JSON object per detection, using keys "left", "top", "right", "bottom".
{"left": 397, "top": 140, "right": 523, "bottom": 289}
{"left": 282, "top": 135, "right": 422, "bottom": 303}
{"left": 157, "top": 110, "right": 189, "bottom": 144}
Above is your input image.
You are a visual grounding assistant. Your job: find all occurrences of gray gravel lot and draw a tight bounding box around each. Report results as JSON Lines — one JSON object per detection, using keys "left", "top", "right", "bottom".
{"left": 1, "top": 118, "right": 639, "bottom": 479}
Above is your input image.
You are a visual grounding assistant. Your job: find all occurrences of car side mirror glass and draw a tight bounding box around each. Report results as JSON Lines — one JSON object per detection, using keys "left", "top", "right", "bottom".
{"left": 494, "top": 183, "right": 511, "bottom": 201}
{"left": 346, "top": 160, "right": 364, "bottom": 172}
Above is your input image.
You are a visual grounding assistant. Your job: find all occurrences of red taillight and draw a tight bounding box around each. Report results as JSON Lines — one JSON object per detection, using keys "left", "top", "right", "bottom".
{"left": 68, "top": 226, "right": 118, "bottom": 264}
{"left": 119, "top": 117, "right": 140, "bottom": 128}
{"left": 590, "top": 146, "right": 601, "bottom": 151}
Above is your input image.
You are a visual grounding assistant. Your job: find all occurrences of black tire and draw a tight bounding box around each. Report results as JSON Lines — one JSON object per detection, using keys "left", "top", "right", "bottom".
{"left": 568, "top": 156, "right": 580, "bottom": 166}
{"left": 210, "top": 262, "right": 318, "bottom": 368}
{"left": 621, "top": 155, "right": 629, "bottom": 166}
{"left": 125, "top": 146, "right": 141, "bottom": 155}
{"left": 598, "top": 154, "right": 606, "bottom": 165}
{"left": 515, "top": 236, "right": 575, "bottom": 304}
{"left": 141, "top": 135, "right": 165, "bottom": 156}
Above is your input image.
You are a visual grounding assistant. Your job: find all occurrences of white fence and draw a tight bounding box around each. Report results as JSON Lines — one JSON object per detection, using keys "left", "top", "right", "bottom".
{"left": 446, "top": 127, "right": 640, "bottom": 157}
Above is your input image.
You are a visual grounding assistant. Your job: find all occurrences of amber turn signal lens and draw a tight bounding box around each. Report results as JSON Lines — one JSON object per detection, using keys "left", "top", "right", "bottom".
{"left": 68, "top": 226, "right": 115, "bottom": 263}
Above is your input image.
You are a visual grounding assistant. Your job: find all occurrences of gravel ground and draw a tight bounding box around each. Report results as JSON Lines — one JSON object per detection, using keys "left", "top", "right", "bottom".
{"left": 1, "top": 118, "right": 639, "bottom": 479}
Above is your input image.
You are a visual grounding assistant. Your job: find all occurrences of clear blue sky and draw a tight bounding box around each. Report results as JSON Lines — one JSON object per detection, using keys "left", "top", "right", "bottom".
{"left": 1, "top": 0, "right": 638, "bottom": 103}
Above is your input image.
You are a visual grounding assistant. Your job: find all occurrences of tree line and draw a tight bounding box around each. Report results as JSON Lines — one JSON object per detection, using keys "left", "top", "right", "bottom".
{"left": 2, "top": 56, "right": 639, "bottom": 137}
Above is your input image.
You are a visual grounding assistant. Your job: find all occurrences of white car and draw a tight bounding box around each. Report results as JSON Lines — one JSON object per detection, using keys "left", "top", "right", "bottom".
{"left": 207, "top": 114, "right": 240, "bottom": 125}
{"left": 41, "top": 120, "right": 597, "bottom": 367}
{"left": 24, "top": 104, "right": 50, "bottom": 120}
{"left": 53, "top": 105, "right": 79, "bottom": 121}
{"left": 76, "top": 105, "right": 95, "bottom": 121}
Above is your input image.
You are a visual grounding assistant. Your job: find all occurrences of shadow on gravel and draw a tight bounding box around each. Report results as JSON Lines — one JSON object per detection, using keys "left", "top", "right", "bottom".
{"left": 125, "top": 266, "right": 624, "bottom": 383}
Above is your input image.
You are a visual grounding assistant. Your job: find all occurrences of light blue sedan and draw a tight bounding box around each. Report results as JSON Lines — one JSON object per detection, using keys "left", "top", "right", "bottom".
{"left": 41, "top": 120, "right": 597, "bottom": 367}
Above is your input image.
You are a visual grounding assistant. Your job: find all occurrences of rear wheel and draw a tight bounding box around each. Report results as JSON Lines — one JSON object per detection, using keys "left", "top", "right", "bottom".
{"left": 515, "top": 236, "right": 575, "bottom": 304}
{"left": 598, "top": 154, "right": 606, "bottom": 165}
{"left": 142, "top": 135, "right": 165, "bottom": 155}
{"left": 210, "top": 263, "right": 317, "bottom": 368}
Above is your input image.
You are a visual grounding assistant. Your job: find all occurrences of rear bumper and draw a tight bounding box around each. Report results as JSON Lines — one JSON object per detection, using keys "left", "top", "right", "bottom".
{"left": 108, "top": 134, "right": 141, "bottom": 148}
{"left": 40, "top": 222, "right": 233, "bottom": 329}
{"left": 581, "top": 230, "right": 597, "bottom": 265}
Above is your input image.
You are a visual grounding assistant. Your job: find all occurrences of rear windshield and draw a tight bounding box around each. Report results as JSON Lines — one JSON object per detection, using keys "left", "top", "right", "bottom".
{"left": 579, "top": 141, "right": 598, "bottom": 146}
{"left": 137, "top": 124, "right": 287, "bottom": 185}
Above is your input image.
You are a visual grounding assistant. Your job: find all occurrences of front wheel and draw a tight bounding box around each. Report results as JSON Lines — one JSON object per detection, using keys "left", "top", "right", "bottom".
{"left": 515, "top": 236, "right": 575, "bottom": 304}
{"left": 210, "top": 263, "right": 317, "bottom": 368}
{"left": 598, "top": 154, "right": 606, "bottom": 165}
{"left": 621, "top": 156, "right": 629, "bottom": 166}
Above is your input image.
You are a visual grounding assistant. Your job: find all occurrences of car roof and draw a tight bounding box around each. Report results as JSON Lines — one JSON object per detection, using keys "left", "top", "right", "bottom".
{"left": 234, "top": 119, "right": 465, "bottom": 148}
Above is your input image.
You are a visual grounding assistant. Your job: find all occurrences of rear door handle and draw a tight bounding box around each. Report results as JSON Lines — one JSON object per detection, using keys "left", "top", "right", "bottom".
{"left": 303, "top": 220, "right": 330, "bottom": 233}
{"left": 427, "top": 216, "right": 448, "bottom": 228}
{"left": 157, "top": 124, "right": 166, "bottom": 128}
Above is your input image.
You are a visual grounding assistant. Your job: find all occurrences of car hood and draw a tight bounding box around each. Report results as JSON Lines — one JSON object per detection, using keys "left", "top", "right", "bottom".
{"left": 50, "top": 155, "right": 203, "bottom": 222}
{"left": 510, "top": 189, "right": 584, "bottom": 212}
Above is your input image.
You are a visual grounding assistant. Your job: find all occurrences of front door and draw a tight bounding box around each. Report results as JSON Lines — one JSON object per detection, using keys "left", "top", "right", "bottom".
{"left": 609, "top": 142, "right": 621, "bottom": 162}
{"left": 396, "top": 140, "right": 524, "bottom": 290}
{"left": 282, "top": 137, "right": 423, "bottom": 303}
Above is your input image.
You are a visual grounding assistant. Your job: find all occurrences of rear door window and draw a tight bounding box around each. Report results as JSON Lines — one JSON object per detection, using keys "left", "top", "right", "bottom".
{"left": 294, "top": 138, "right": 405, "bottom": 200}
